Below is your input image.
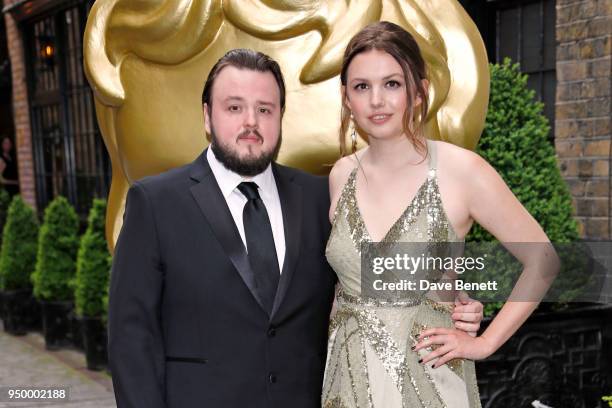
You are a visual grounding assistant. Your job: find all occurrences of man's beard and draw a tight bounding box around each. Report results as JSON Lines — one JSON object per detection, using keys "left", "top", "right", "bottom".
{"left": 210, "top": 124, "right": 281, "bottom": 177}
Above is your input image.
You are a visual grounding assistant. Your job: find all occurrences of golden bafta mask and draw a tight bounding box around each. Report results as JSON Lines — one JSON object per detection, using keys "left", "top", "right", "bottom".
{"left": 83, "top": 0, "right": 489, "bottom": 251}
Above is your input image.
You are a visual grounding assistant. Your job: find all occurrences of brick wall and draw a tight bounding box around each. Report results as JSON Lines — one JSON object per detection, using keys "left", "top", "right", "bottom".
{"left": 3, "top": 0, "right": 36, "bottom": 209}
{"left": 556, "top": 0, "right": 611, "bottom": 239}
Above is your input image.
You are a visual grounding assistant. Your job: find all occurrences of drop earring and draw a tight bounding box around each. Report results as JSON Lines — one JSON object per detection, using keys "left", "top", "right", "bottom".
{"left": 350, "top": 113, "right": 357, "bottom": 153}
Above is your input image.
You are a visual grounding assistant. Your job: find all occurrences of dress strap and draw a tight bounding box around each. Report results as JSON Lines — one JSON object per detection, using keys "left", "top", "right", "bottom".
{"left": 426, "top": 139, "right": 437, "bottom": 178}
{"left": 331, "top": 167, "right": 358, "bottom": 223}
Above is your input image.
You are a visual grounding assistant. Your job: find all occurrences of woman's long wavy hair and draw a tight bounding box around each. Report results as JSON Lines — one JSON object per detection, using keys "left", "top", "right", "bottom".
{"left": 339, "top": 21, "right": 429, "bottom": 157}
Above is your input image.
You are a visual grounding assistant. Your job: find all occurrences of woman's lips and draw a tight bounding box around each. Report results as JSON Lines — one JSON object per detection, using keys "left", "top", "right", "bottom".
{"left": 368, "top": 113, "right": 392, "bottom": 125}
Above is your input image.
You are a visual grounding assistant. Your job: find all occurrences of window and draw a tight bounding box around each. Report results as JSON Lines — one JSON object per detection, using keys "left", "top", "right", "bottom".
{"left": 495, "top": 0, "right": 556, "bottom": 137}
{"left": 462, "top": 0, "right": 557, "bottom": 139}
{"left": 25, "top": 0, "right": 110, "bottom": 217}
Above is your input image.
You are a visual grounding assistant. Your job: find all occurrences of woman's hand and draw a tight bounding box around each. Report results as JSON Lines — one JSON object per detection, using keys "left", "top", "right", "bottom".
{"left": 413, "top": 327, "right": 495, "bottom": 368}
{"left": 451, "top": 294, "right": 484, "bottom": 337}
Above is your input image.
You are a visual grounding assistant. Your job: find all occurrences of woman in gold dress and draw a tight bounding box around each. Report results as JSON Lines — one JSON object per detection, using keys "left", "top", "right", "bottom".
{"left": 322, "top": 22, "right": 558, "bottom": 408}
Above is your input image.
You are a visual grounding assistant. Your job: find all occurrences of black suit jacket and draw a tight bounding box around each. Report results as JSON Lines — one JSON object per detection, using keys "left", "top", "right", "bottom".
{"left": 108, "top": 151, "right": 337, "bottom": 408}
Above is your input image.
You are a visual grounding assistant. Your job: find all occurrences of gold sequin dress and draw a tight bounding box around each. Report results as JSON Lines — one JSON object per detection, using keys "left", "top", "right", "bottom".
{"left": 322, "top": 140, "right": 482, "bottom": 408}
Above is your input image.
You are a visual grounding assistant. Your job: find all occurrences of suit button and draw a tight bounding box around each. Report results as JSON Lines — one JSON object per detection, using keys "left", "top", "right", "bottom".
{"left": 269, "top": 373, "right": 277, "bottom": 384}
{"left": 268, "top": 328, "right": 276, "bottom": 337}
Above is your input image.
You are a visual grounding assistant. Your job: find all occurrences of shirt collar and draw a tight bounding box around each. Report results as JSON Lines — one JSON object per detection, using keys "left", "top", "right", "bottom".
{"left": 207, "top": 147, "right": 275, "bottom": 200}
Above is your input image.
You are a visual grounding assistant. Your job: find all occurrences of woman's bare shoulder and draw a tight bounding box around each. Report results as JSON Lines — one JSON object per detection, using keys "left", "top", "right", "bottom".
{"left": 329, "top": 153, "right": 360, "bottom": 191}
{"left": 328, "top": 152, "right": 364, "bottom": 221}
{"left": 433, "top": 140, "right": 508, "bottom": 204}
{"left": 432, "top": 140, "right": 488, "bottom": 175}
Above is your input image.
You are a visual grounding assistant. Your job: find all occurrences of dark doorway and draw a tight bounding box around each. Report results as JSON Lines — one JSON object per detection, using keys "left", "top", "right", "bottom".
{"left": 461, "top": 0, "right": 557, "bottom": 139}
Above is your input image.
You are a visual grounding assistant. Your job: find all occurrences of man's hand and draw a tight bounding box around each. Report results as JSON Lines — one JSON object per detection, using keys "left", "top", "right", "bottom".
{"left": 451, "top": 292, "right": 484, "bottom": 337}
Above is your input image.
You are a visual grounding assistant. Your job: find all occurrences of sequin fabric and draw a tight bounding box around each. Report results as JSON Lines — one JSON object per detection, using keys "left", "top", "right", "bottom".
{"left": 323, "top": 140, "right": 482, "bottom": 408}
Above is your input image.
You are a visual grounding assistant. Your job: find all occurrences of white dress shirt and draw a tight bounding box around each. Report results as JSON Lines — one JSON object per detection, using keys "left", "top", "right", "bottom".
{"left": 207, "top": 148, "right": 286, "bottom": 272}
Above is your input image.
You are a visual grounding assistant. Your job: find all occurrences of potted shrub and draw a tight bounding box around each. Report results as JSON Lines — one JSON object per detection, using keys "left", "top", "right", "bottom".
{"left": 31, "top": 196, "right": 79, "bottom": 350}
{"left": 0, "top": 188, "right": 13, "bottom": 322}
{"left": 0, "top": 196, "right": 39, "bottom": 335}
{"left": 74, "top": 199, "right": 111, "bottom": 370}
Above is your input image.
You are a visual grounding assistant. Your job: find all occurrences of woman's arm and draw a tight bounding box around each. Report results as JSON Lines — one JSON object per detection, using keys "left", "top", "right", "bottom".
{"left": 416, "top": 153, "right": 560, "bottom": 366}
{"left": 465, "top": 154, "right": 559, "bottom": 353}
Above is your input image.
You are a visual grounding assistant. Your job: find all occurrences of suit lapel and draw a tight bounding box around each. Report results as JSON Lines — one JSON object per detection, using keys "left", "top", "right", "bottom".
{"left": 270, "top": 164, "right": 303, "bottom": 319}
{"left": 189, "top": 151, "right": 268, "bottom": 314}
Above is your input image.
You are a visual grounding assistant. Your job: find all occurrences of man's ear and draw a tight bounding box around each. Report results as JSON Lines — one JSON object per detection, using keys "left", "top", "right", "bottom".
{"left": 203, "top": 103, "right": 211, "bottom": 135}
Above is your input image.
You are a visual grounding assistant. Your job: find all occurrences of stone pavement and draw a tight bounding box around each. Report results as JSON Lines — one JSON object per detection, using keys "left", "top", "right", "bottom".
{"left": 0, "top": 322, "right": 116, "bottom": 407}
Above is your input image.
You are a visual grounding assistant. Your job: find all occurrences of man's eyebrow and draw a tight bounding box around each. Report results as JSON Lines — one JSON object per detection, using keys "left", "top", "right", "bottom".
{"left": 223, "top": 96, "right": 245, "bottom": 102}
{"left": 257, "top": 100, "right": 277, "bottom": 107}
{"left": 222, "top": 97, "right": 276, "bottom": 107}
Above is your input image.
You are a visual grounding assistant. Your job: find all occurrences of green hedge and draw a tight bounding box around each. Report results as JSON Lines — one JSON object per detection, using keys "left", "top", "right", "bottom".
{"left": 466, "top": 59, "right": 580, "bottom": 315}
{"left": 31, "top": 196, "right": 79, "bottom": 301}
{"left": 0, "top": 196, "right": 39, "bottom": 291}
{"left": 468, "top": 59, "right": 578, "bottom": 243}
{"left": 74, "top": 199, "right": 111, "bottom": 317}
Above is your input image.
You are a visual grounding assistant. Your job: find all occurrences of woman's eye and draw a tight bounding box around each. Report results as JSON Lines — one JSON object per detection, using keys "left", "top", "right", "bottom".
{"left": 386, "top": 80, "right": 401, "bottom": 88}
{"left": 354, "top": 83, "right": 368, "bottom": 91}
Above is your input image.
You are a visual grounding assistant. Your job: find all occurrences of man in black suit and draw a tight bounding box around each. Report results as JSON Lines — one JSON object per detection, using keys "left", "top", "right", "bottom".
{"left": 108, "top": 49, "right": 335, "bottom": 408}
{"left": 108, "top": 49, "right": 483, "bottom": 408}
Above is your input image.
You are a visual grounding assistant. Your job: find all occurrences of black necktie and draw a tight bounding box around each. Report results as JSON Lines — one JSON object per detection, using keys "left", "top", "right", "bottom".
{"left": 237, "top": 182, "right": 280, "bottom": 314}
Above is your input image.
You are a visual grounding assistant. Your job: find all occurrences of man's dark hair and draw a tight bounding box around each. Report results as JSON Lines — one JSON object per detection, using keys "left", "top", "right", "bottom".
{"left": 202, "top": 49, "right": 286, "bottom": 113}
